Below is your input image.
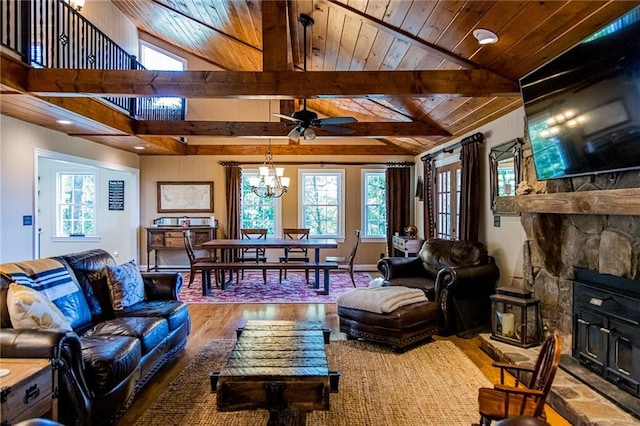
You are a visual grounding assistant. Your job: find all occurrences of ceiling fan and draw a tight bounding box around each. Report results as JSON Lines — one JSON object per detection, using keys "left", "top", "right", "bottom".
{"left": 273, "top": 14, "right": 357, "bottom": 142}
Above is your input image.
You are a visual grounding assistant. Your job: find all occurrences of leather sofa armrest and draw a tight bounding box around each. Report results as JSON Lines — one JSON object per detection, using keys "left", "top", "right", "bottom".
{"left": 0, "top": 328, "right": 72, "bottom": 359}
{"left": 0, "top": 328, "right": 92, "bottom": 402}
{"left": 435, "top": 260, "right": 499, "bottom": 297}
{"left": 141, "top": 272, "right": 183, "bottom": 301}
{"left": 377, "top": 257, "right": 427, "bottom": 280}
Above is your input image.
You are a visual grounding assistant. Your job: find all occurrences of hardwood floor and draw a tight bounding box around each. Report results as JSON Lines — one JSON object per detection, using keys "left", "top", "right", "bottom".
{"left": 118, "top": 303, "right": 571, "bottom": 425}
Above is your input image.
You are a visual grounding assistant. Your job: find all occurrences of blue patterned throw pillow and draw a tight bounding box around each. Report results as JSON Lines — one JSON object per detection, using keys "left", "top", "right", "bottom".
{"left": 106, "top": 260, "right": 145, "bottom": 310}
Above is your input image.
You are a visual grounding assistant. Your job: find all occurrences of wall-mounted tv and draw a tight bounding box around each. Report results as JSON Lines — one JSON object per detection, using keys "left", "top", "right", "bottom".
{"left": 520, "top": 7, "right": 640, "bottom": 181}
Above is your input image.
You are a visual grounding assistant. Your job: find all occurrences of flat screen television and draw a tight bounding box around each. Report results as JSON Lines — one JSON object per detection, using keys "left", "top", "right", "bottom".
{"left": 520, "top": 7, "right": 640, "bottom": 180}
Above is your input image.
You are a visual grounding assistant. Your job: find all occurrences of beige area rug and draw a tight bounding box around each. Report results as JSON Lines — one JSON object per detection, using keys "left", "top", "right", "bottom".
{"left": 136, "top": 339, "right": 491, "bottom": 426}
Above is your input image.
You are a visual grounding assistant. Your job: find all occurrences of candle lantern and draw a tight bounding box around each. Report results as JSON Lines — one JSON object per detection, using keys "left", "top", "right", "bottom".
{"left": 490, "top": 287, "right": 542, "bottom": 348}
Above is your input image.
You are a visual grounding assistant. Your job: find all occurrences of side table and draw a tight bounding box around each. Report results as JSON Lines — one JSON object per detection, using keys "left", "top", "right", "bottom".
{"left": 392, "top": 235, "right": 424, "bottom": 257}
{"left": 0, "top": 358, "right": 57, "bottom": 425}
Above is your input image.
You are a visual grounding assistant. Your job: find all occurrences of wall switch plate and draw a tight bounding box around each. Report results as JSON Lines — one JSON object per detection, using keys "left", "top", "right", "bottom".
{"left": 493, "top": 215, "right": 501, "bottom": 227}
{"left": 23, "top": 215, "right": 33, "bottom": 226}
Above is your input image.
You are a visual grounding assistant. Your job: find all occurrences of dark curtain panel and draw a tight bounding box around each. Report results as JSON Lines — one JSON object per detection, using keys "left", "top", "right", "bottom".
{"left": 459, "top": 141, "right": 480, "bottom": 241}
{"left": 224, "top": 163, "right": 241, "bottom": 239}
{"left": 422, "top": 157, "right": 436, "bottom": 239}
{"left": 385, "top": 167, "right": 412, "bottom": 256}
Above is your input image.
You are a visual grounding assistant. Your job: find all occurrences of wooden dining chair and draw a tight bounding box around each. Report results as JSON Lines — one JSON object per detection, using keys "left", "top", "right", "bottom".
{"left": 325, "top": 229, "right": 360, "bottom": 287}
{"left": 236, "top": 228, "right": 268, "bottom": 282}
{"left": 279, "top": 228, "right": 310, "bottom": 283}
{"left": 183, "top": 230, "right": 218, "bottom": 288}
{"left": 477, "top": 334, "right": 562, "bottom": 425}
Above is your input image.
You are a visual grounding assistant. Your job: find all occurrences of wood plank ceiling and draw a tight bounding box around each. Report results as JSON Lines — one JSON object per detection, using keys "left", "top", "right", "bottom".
{"left": 1, "top": 0, "right": 639, "bottom": 156}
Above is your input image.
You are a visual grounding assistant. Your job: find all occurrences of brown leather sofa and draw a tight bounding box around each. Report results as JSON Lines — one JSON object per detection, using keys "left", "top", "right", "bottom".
{"left": 0, "top": 249, "right": 190, "bottom": 426}
{"left": 377, "top": 238, "right": 499, "bottom": 335}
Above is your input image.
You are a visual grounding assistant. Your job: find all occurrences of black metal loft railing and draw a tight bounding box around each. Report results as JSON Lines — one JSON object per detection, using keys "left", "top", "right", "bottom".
{"left": 0, "top": 0, "right": 185, "bottom": 121}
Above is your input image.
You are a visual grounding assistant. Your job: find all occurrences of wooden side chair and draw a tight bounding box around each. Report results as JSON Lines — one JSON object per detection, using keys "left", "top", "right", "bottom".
{"left": 279, "top": 228, "right": 310, "bottom": 283}
{"left": 236, "top": 228, "right": 268, "bottom": 282}
{"left": 477, "top": 334, "right": 562, "bottom": 425}
{"left": 325, "top": 229, "right": 361, "bottom": 287}
{"left": 183, "top": 230, "right": 218, "bottom": 288}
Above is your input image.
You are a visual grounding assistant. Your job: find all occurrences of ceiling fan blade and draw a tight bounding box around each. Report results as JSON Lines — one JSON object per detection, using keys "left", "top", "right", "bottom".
{"left": 318, "top": 124, "right": 357, "bottom": 135}
{"left": 318, "top": 116, "right": 358, "bottom": 125}
{"left": 273, "top": 113, "right": 300, "bottom": 123}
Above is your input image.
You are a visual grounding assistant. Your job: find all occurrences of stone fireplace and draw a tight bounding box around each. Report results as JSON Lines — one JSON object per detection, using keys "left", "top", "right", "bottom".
{"left": 515, "top": 170, "right": 640, "bottom": 416}
{"left": 520, "top": 207, "right": 640, "bottom": 337}
{"left": 512, "top": 149, "right": 640, "bottom": 328}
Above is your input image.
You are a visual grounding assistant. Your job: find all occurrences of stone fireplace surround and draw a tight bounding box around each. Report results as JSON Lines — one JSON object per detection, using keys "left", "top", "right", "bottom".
{"left": 503, "top": 166, "right": 640, "bottom": 423}
{"left": 518, "top": 171, "right": 640, "bottom": 337}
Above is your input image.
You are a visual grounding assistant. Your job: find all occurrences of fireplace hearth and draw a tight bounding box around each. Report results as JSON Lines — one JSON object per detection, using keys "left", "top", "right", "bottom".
{"left": 564, "top": 267, "right": 640, "bottom": 418}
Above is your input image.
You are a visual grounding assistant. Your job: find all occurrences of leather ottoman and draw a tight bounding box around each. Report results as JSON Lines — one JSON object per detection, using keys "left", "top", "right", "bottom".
{"left": 337, "top": 300, "right": 438, "bottom": 352}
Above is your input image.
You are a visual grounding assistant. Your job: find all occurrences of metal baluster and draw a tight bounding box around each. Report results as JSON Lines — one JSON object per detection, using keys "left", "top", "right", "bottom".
{"left": 54, "top": 0, "right": 59, "bottom": 67}
{"left": 40, "top": 0, "right": 47, "bottom": 67}
{"left": 1, "top": 0, "right": 5, "bottom": 47}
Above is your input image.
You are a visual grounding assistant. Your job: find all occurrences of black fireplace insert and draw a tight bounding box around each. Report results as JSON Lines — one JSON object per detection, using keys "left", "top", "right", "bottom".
{"left": 569, "top": 268, "right": 640, "bottom": 417}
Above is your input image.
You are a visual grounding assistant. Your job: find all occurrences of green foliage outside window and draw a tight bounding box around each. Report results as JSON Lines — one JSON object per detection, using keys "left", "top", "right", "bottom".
{"left": 58, "top": 174, "right": 95, "bottom": 236}
{"left": 364, "top": 172, "right": 386, "bottom": 237}
{"left": 240, "top": 173, "right": 276, "bottom": 234}
{"left": 302, "top": 173, "right": 340, "bottom": 236}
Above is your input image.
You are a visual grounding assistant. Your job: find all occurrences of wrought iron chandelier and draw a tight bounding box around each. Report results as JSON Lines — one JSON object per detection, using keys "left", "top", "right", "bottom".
{"left": 249, "top": 141, "right": 290, "bottom": 198}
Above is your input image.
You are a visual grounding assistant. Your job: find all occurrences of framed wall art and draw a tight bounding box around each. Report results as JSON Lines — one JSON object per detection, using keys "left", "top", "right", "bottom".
{"left": 157, "top": 181, "right": 214, "bottom": 213}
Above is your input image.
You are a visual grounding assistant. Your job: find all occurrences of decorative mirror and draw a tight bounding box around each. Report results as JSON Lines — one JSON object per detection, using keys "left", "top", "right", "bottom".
{"left": 489, "top": 138, "right": 522, "bottom": 214}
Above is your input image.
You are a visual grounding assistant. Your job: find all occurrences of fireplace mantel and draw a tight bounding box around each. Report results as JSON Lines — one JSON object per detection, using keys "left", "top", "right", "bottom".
{"left": 494, "top": 188, "right": 640, "bottom": 216}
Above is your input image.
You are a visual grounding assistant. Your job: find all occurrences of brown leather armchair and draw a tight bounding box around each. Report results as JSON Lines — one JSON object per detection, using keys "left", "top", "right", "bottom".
{"left": 377, "top": 238, "right": 499, "bottom": 336}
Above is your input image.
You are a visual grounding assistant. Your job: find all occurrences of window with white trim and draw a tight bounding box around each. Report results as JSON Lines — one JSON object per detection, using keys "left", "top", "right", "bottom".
{"left": 299, "top": 169, "right": 345, "bottom": 238}
{"left": 57, "top": 173, "right": 96, "bottom": 236}
{"left": 240, "top": 169, "right": 280, "bottom": 236}
{"left": 362, "top": 169, "right": 386, "bottom": 238}
{"left": 139, "top": 42, "right": 185, "bottom": 110}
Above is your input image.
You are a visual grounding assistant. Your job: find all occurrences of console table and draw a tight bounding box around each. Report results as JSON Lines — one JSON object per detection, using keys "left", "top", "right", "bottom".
{"left": 146, "top": 217, "right": 217, "bottom": 271}
{"left": 392, "top": 235, "right": 424, "bottom": 257}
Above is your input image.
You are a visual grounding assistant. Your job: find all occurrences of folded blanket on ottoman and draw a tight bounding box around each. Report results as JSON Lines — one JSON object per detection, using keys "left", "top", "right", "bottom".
{"left": 337, "top": 286, "right": 428, "bottom": 314}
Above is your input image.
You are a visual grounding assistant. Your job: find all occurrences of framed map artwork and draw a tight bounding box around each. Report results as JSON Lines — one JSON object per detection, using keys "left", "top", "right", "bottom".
{"left": 157, "top": 181, "right": 214, "bottom": 213}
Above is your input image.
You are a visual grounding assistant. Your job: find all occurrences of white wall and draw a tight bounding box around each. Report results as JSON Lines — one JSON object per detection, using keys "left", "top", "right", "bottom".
{"left": 0, "top": 115, "right": 140, "bottom": 263}
{"left": 414, "top": 108, "right": 528, "bottom": 287}
{"left": 37, "top": 155, "right": 138, "bottom": 262}
{"left": 80, "top": 0, "right": 139, "bottom": 55}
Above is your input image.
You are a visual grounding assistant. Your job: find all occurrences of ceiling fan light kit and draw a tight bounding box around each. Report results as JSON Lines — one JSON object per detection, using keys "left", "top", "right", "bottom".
{"left": 274, "top": 13, "right": 357, "bottom": 140}
{"left": 303, "top": 128, "right": 316, "bottom": 141}
{"left": 287, "top": 127, "right": 301, "bottom": 142}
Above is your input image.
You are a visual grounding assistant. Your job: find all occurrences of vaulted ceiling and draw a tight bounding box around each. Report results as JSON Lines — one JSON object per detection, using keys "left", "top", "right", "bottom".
{"left": 1, "top": 0, "right": 639, "bottom": 156}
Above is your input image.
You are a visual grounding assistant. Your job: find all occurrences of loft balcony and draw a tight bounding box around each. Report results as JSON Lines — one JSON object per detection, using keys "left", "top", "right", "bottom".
{"left": 0, "top": 0, "right": 185, "bottom": 121}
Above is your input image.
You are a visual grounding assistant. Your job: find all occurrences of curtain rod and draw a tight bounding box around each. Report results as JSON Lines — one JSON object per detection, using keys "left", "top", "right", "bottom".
{"left": 420, "top": 132, "right": 484, "bottom": 161}
{"left": 220, "top": 161, "right": 414, "bottom": 167}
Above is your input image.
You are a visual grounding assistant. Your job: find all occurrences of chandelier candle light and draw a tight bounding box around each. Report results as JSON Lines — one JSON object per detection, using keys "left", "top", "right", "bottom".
{"left": 249, "top": 142, "right": 290, "bottom": 198}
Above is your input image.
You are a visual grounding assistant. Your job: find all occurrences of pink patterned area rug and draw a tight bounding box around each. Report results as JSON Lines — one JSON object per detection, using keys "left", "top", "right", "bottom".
{"left": 178, "top": 270, "right": 374, "bottom": 304}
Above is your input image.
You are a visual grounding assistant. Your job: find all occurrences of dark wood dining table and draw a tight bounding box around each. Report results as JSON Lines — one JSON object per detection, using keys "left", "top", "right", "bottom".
{"left": 201, "top": 238, "right": 339, "bottom": 289}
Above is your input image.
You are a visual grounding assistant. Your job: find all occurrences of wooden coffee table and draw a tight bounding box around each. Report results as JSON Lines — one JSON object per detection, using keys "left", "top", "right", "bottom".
{"left": 212, "top": 320, "right": 337, "bottom": 425}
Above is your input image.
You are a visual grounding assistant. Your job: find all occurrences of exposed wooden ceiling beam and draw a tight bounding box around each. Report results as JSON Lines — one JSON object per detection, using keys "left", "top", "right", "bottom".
{"left": 262, "top": 0, "right": 289, "bottom": 71}
{"left": 188, "top": 143, "right": 416, "bottom": 156}
{"left": 135, "top": 120, "right": 449, "bottom": 137}
{"left": 0, "top": 54, "right": 436, "bottom": 155}
{"left": 27, "top": 69, "right": 519, "bottom": 98}
{"left": 0, "top": 53, "right": 184, "bottom": 155}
